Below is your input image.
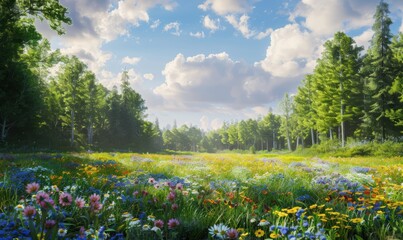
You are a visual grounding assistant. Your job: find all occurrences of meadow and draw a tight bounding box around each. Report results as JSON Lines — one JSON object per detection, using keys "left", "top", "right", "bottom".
{"left": 0, "top": 152, "right": 402, "bottom": 240}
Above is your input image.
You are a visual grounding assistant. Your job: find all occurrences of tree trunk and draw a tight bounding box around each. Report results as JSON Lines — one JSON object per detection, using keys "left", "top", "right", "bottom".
{"left": 329, "top": 128, "right": 333, "bottom": 140}
{"left": 311, "top": 128, "right": 315, "bottom": 145}
{"left": 1, "top": 118, "right": 7, "bottom": 142}
{"left": 70, "top": 109, "right": 75, "bottom": 147}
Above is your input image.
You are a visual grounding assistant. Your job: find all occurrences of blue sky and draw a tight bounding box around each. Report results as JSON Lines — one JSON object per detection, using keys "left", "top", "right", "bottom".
{"left": 36, "top": 0, "right": 403, "bottom": 130}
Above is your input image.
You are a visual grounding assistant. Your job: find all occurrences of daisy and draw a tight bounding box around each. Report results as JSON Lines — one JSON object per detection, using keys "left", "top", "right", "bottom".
{"left": 26, "top": 183, "right": 40, "bottom": 194}
{"left": 255, "top": 229, "right": 265, "bottom": 238}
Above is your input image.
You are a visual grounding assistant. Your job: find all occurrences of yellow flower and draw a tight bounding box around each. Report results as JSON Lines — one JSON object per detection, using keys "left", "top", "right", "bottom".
{"left": 270, "top": 232, "right": 280, "bottom": 238}
{"left": 255, "top": 229, "right": 265, "bottom": 238}
{"left": 325, "top": 208, "right": 333, "bottom": 211}
{"left": 332, "top": 226, "right": 340, "bottom": 229}
{"left": 351, "top": 218, "right": 364, "bottom": 224}
{"left": 309, "top": 204, "right": 317, "bottom": 209}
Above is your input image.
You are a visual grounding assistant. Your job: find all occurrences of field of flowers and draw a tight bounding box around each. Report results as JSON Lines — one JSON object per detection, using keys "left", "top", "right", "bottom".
{"left": 0, "top": 152, "right": 402, "bottom": 240}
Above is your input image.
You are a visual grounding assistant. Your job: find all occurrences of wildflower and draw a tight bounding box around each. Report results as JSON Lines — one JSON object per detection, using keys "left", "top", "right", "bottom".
{"left": 129, "top": 218, "right": 141, "bottom": 228}
{"left": 167, "top": 218, "right": 180, "bottom": 229}
{"left": 258, "top": 219, "right": 270, "bottom": 226}
{"left": 45, "top": 220, "right": 56, "bottom": 229}
{"left": 280, "top": 226, "right": 289, "bottom": 235}
{"left": 154, "top": 219, "right": 164, "bottom": 228}
{"left": 58, "top": 228, "right": 67, "bottom": 237}
{"left": 176, "top": 183, "right": 183, "bottom": 190}
{"left": 15, "top": 204, "right": 25, "bottom": 212}
{"left": 75, "top": 197, "right": 86, "bottom": 208}
{"left": 255, "top": 229, "right": 265, "bottom": 238}
{"left": 59, "top": 192, "right": 73, "bottom": 206}
{"left": 51, "top": 185, "right": 59, "bottom": 192}
{"left": 309, "top": 204, "right": 317, "bottom": 209}
{"left": 148, "top": 178, "right": 155, "bottom": 184}
{"left": 89, "top": 194, "right": 101, "bottom": 203}
{"left": 209, "top": 223, "right": 229, "bottom": 239}
{"left": 142, "top": 224, "right": 151, "bottom": 231}
{"left": 225, "top": 228, "right": 239, "bottom": 239}
{"left": 351, "top": 218, "right": 364, "bottom": 224}
{"left": 133, "top": 191, "right": 139, "bottom": 197}
{"left": 167, "top": 191, "right": 176, "bottom": 202}
{"left": 26, "top": 183, "right": 40, "bottom": 194}
{"left": 270, "top": 232, "right": 280, "bottom": 238}
{"left": 90, "top": 201, "right": 103, "bottom": 212}
{"left": 151, "top": 226, "right": 161, "bottom": 233}
{"left": 171, "top": 203, "right": 179, "bottom": 211}
{"left": 23, "top": 206, "right": 36, "bottom": 218}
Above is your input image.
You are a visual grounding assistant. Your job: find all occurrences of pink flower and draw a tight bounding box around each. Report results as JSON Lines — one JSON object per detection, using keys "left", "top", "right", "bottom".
{"left": 26, "top": 183, "right": 40, "bottom": 194}
{"left": 154, "top": 219, "right": 164, "bottom": 229}
{"left": 23, "top": 206, "right": 36, "bottom": 218}
{"left": 171, "top": 203, "right": 179, "bottom": 211}
{"left": 167, "top": 191, "right": 176, "bottom": 202}
{"left": 133, "top": 191, "right": 139, "bottom": 197}
{"left": 90, "top": 202, "right": 103, "bottom": 212}
{"left": 75, "top": 197, "right": 86, "bottom": 208}
{"left": 45, "top": 220, "right": 56, "bottom": 229}
{"left": 36, "top": 192, "right": 54, "bottom": 208}
{"left": 59, "top": 192, "right": 73, "bottom": 206}
{"left": 148, "top": 178, "right": 155, "bottom": 184}
{"left": 176, "top": 183, "right": 183, "bottom": 190}
{"left": 167, "top": 218, "right": 180, "bottom": 229}
{"left": 89, "top": 194, "right": 101, "bottom": 203}
{"left": 226, "top": 228, "right": 239, "bottom": 239}
{"left": 36, "top": 192, "right": 49, "bottom": 204}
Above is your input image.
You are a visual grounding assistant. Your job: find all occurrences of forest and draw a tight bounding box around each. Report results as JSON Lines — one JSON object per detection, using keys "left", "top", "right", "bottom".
{"left": 1, "top": 0, "right": 402, "bottom": 153}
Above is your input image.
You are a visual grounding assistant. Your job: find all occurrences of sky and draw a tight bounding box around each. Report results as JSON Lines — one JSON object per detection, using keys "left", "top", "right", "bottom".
{"left": 36, "top": 0, "right": 403, "bottom": 130}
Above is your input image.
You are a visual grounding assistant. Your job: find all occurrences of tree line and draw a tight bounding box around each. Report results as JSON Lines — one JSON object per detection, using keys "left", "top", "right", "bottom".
{"left": 0, "top": 0, "right": 162, "bottom": 151}
{"left": 1, "top": 0, "right": 402, "bottom": 152}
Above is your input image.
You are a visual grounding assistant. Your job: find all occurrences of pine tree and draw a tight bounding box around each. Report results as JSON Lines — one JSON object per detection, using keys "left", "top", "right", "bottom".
{"left": 362, "top": 0, "right": 396, "bottom": 141}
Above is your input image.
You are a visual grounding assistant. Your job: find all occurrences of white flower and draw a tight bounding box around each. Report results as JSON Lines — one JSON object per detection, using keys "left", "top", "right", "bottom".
{"left": 58, "top": 228, "right": 67, "bottom": 237}
{"left": 208, "top": 223, "right": 229, "bottom": 239}
{"left": 258, "top": 219, "right": 270, "bottom": 226}
{"left": 142, "top": 224, "right": 151, "bottom": 231}
{"left": 129, "top": 219, "right": 141, "bottom": 228}
{"left": 15, "top": 204, "right": 24, "bottom": 212}
{"left": 151, "top": 226, "right": 161, "bottom": 233}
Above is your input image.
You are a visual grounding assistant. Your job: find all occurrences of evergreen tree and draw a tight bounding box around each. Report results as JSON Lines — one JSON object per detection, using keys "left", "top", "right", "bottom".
{"left": 362, "top": 0, "right": 396, "bottom": 141}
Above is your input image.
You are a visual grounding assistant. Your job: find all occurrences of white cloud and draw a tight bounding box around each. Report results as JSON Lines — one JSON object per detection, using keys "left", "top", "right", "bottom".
{"left": 198, "top": 0, "right": 252, "bottom": 15}
{"left": 35, "top": 0, "right": 177, "bottom": 82}
{"left": 353, "top": 29, "right": 373, "bottom": 50}
{"left": 200, "top": 116, "right": 210, "bottom": 131}
{"left": 143, "top": 73, "right": 155, "bottom": 80}
{"left": 164, "top": 22, "right": 181, "bottom": 36}
{"left": 153, "top": 52, "right": 299, "bottom": 111}
{"left": 203, "top": 16, "right": 220, "bottom": 32}
{"left": 150, "top": 19, "right": 161, "bottom": 29}
{"left": 257, "top": 24, "right": 323, "bottom": 78}
{"left": 255, "top": 28, "right": 273, "bottom": 40}
{"left": 225, "top": 14, "right": 255, "bottom": 39}
{"left": 291, "top": 0, "right": 379, "bottom": 36}
{"left": 122, "top": 56, "right": 141, "bottom": 65}
{"left": 190, "top": 31, "right": 206, "bottom": 38}
{"left": 211, "top": 118, "right": 223, "bottom": 130}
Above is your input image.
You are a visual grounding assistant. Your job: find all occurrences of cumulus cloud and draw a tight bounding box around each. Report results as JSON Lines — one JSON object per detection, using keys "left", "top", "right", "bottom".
{"left": 198, "top": 0, "right": 252, "bottom": 15}
{"left": 153, "top": 52, "right": 299, "bottom": 111}
{"left": 203, "top": 15, "right": 220, "bottom": 32}
{"left": 164, "top": 22, "right": 182, "bottom": 36}
{"left": 255, "top": 28, "right": 273, "bottom": 40}
{"left": 353, "top": 29, "right": 374, "bottom": 50}
{"left": 122, "top": 56, "right": 141, "bottom": 65}
{"left": 225, "top": 14, "right": 255, "bottom": 38}
{"left": 291, "top": 0, "right": 379, "bottom": 36}
{"left": 35, "top": 0, "right": 176, "bottom": 81}
{"left": 257, "top": 24, "right": 323, "bottom": 78}
{"left": 143, "top": 73, "right": 155, "bottom": 80}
